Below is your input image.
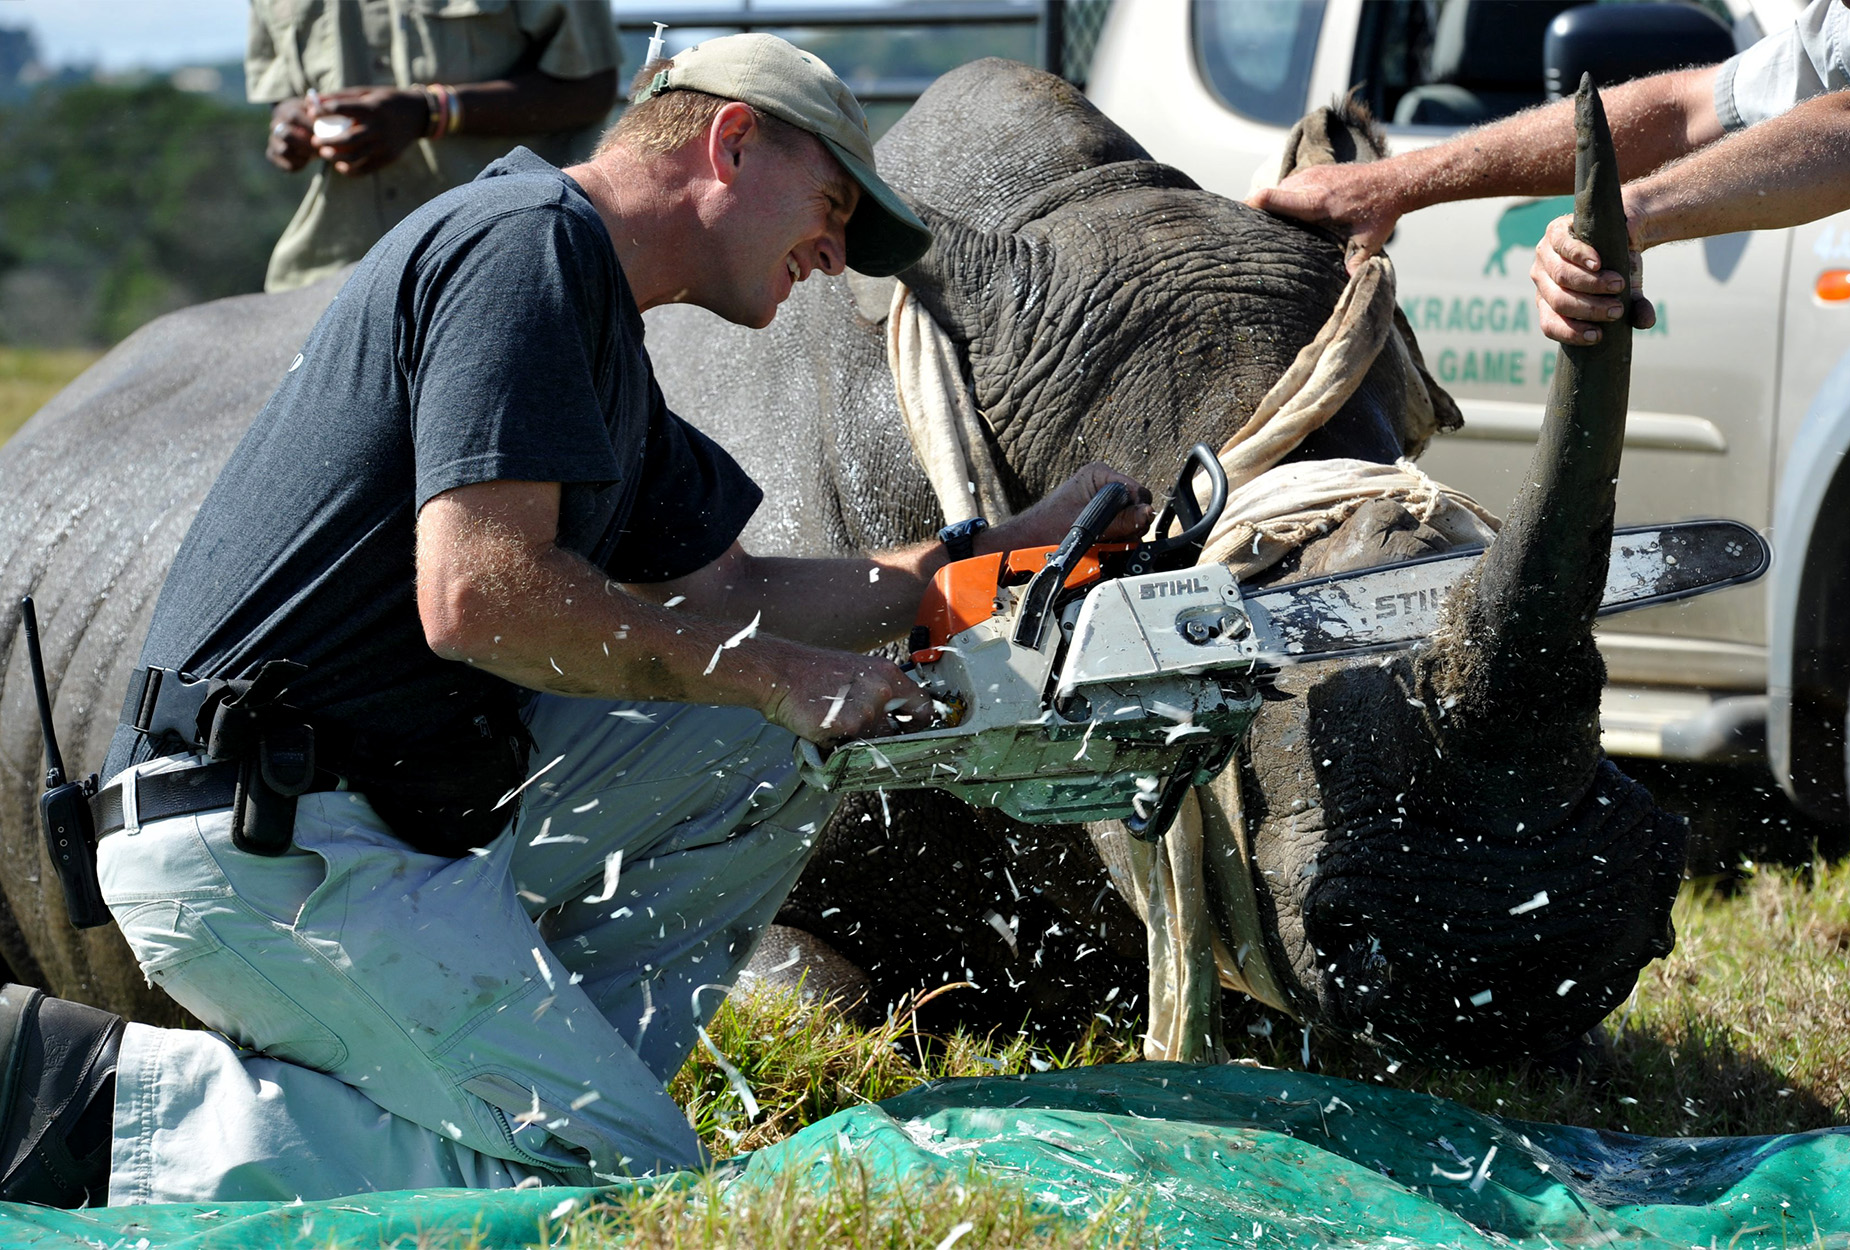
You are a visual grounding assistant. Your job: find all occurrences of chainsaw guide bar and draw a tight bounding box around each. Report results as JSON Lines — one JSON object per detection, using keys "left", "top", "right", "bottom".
{"left": 800, "top": 506, "right": 1767, "bottom": 841}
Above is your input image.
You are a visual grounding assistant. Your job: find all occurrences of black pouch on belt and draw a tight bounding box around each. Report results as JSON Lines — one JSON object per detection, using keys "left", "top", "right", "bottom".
{"left": 198, "top": 661, "right": 314, "bottom": 857}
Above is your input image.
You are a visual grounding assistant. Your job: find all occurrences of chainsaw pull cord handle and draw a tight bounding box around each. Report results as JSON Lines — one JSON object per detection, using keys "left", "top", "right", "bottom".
{"left": 1012, "top": 481, "right": 1131, "bottom": 650}
{"left": 1127, "top": 443, "right": 1229, "bottom": 575}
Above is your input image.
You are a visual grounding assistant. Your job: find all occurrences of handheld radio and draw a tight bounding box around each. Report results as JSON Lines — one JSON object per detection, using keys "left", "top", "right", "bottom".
{"left": 19, "top": 597, "right": 110, "bottom": 928}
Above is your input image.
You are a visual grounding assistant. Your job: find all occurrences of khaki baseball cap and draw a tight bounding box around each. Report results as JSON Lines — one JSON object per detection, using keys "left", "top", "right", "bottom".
{"left": 631, "top": 32, "right": 932, "bottom": 277}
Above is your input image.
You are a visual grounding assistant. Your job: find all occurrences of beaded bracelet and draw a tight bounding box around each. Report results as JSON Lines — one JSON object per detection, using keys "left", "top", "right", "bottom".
{"left": 419, "top": 84, "right": 462, "bottom": 141}
{"left": 418, "top": 85, "right": 444, "bottom": 140}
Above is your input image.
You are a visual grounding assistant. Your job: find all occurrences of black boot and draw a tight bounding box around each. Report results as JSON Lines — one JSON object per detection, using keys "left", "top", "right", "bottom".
{"left": 0, "top": 984, "right": 124, "bottom": 1207}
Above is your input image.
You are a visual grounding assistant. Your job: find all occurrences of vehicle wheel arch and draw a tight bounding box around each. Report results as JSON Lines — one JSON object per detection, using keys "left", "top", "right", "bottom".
{"left": 1769, "top": 347, "right": 1850, "bottom": 822}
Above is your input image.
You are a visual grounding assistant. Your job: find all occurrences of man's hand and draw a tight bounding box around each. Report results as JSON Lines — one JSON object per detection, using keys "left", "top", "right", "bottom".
{"left": 309, "top": 87, "right": 431, "bottom": 176}
{"left": 1248, "top": 163, "right": 1401, "bottom": 275}
{"left": 988, "top": 462, "right": 1154, "bottom": 551}
{"left": 761, "top": 461, "right": 1146, "bottom": 741}
{"left": 1530, "top": 212, "right": 1657, "bottom": 345}
{"left": 760, "top": 648, "right": 936, "bottom": 744}
{"left": 266, "top": 97, "right": 316, "bottom": 172}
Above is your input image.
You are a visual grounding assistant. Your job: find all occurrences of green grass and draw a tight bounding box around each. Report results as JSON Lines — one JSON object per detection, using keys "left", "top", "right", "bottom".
{"left": 0, "top": 346, "right": 101, "bottom": 444}
{"left": 532, "top": 985, "right": 1147, "bottom": 1248}
{"left": 667, "top": 865, "right": 1850, "bottom": 1154}
{"left": 554, "top": 1166, "right": 1147, "bottom": 1249}
{"left": 522, "top": 862, "right": 1850, "bottom": 1246}
{"left": 670, "top": 983, "right": 1141, "bottom": 1160}
{"left": 1210, "top": 860, "right": 1850, "bottom": 1140}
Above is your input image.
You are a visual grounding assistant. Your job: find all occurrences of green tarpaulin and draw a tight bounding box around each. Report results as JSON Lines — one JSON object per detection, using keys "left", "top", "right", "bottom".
{"left": 1, "top": 1062, "right": 1843, "bottom": 1248}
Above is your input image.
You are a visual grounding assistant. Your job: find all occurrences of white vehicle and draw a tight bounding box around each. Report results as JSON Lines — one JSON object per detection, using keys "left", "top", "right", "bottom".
{"left": 1086, "top": 0, "right": 1850, "bottom": 823}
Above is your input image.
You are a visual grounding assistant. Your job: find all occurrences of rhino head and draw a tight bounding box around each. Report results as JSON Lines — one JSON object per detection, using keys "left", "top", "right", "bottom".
{"left": 774, "top": 64, "right": 1683, "bottom": 1066}
{"left": 1267, "top": 82, "right": 1683, "bottom": 1064}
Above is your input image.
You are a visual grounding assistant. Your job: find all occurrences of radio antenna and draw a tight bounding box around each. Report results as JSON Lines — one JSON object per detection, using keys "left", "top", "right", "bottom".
{"left": 20, "top": 597, "right": 67, "bottom": 788}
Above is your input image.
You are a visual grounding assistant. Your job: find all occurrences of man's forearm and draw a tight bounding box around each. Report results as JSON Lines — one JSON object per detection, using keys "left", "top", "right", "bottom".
{"left": 1627, "top": 90, "right": 1850, "bottom": 249}
{"left": 422, "top": 525, "right": 800, "bottom": 711}
{"left": 427, "top": 537, "right": 936, "bottom": 740}
{"left": 448, "top": 69, "right": 617, "bottom": 135}
{"left": 631, "top": 537, "right": 960, "bottom": 654}
{"left": 675, "top": 546, "right": 945, "bottom": 653}
{"left": 1377, "top": 67, "right": 1722, "bottom": 216}
{"left": 653, "top": 488, "right": 1151, "bottom": 654}
{"left": 644, "top": 465, "right": 1154, "bottom": 653}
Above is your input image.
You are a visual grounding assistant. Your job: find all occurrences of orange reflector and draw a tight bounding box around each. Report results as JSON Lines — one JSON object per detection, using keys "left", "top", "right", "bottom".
{"left": 1817, "top": 270, "right": 1850, "bottom": 301}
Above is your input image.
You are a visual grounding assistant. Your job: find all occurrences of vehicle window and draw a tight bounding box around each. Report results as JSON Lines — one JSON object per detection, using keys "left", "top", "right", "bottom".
{"left": 1349, "top": 0, "right": 1440, "bottom": 124}
{"left": 1351, "top": 0, "right": 1738, "bottom": 131}
{"left": 1352, "top": 0, "right": 1575, "bottom": 128}
{"left": 1191, "top": 0, "right": 1326, "bottom": 127}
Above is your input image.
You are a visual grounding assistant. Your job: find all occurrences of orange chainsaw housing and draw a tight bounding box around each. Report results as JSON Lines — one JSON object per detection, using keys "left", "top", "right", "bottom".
{"left": 912, "top": 543, "right": 1135, "bottom": 661}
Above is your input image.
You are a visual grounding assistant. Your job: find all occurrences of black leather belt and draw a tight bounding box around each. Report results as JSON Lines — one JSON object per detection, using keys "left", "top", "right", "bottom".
{"left": 91, "top": 760, "right": 338, "bottom": 838}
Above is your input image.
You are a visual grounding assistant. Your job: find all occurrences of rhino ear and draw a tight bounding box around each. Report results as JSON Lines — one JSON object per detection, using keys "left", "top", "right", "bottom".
{"left": 897, "top": 204, "right": 1046, "bottom": 346}
{"left": 1278, "top": 91, "right": 1389, "bottom": 181}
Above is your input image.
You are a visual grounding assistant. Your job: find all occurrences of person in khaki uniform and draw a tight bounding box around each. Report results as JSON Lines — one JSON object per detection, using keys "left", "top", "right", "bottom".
{"left": 249, "top": 0, "right": 619, "bottom": 291}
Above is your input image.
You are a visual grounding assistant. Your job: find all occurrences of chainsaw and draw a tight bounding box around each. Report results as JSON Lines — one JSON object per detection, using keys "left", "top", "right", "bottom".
{"left": 798, "top": 445, "right": 1770, "bottom": 842}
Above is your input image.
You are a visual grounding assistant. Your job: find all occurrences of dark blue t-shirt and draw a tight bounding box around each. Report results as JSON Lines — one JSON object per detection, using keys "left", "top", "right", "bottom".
{"left": 106, "top": 149, "right": 761, "bottom": 784}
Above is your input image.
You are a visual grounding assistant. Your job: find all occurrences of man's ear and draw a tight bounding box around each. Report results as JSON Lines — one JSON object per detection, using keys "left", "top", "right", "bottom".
{"left": 708, "top": 101, "right": 758, "bottom": 183}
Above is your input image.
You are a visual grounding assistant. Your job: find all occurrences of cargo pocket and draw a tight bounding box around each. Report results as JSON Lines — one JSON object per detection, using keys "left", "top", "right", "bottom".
{"left": 114, "top": 898, "right": 349, "bottom": 1073}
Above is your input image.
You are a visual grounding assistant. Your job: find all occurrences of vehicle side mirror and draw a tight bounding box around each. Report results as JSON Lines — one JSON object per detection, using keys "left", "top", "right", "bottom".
{"left": 1543, "top": 2, "right": 1738, "bottom": 100}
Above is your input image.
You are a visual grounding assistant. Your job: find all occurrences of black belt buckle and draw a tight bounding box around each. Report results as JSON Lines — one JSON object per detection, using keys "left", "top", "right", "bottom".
{"left": 122, "top": 663, "right": 312, "bottom": 857}
{"left": 123, "top": 666, "right": 215, "bottom": 750}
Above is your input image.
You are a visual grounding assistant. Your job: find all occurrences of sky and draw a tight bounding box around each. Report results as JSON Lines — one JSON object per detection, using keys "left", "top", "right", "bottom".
{"left": 0, "top": 0, "right": 253, "bottom": 71}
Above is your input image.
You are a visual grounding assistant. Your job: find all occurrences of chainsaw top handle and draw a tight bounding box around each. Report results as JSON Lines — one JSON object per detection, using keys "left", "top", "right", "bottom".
{"left": 1126, "top": 443, "right": 1228, "bottom": 576}
{"left": 1012, "top": 480, "right": 1131, "bottom": 650}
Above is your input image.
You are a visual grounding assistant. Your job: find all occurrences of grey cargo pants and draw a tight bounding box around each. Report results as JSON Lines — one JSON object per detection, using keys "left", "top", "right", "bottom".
{"left": 96, "top": 695, "right": 835, "bottom": 1204}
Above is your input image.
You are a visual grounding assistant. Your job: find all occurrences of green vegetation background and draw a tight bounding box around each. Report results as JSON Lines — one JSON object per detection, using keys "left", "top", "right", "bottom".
{"left": 0, "top": 15, "right": 1048, "bottom": 355}
{"left": 0, "top": 82, "right": 299, "bottom": 349}
{"left": 0, "top": 15, "right": 1051, "bottom": 438}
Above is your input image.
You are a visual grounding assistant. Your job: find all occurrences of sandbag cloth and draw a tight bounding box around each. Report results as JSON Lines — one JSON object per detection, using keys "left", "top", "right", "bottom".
{"left": 887, "top": 258, "right": 1498, "bottom": 1063}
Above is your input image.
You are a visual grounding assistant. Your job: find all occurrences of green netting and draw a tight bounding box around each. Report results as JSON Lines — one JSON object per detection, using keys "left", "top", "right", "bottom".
{"left": 1, "top": 1062, "right": 1844, "bottom": 1248}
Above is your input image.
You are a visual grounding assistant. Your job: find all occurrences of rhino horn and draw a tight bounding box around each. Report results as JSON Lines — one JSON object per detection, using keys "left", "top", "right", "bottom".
{"left": 1299, "top": 87, "right": 1681, "bottom": 1065}
{"left": 1434, "top": 76, "right": 1632, "bottom": 812}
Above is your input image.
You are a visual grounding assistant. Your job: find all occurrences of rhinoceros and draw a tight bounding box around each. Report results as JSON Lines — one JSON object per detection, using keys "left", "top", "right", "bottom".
{"left": 0, "top": 61, "right": 1682, "bottom": 1068}
{"left": 650, "top": 62, "right": 1681, "bottom": 1068}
